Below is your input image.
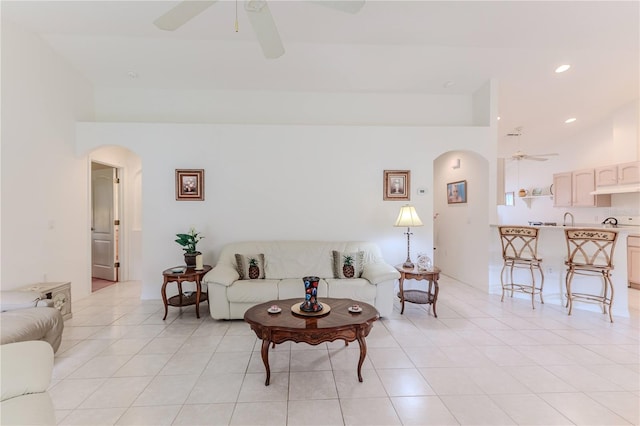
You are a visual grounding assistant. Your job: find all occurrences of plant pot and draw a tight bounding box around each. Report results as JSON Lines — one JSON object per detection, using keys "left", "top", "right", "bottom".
{"left": 184, "top": 252, "right": 201, "bottom": 267}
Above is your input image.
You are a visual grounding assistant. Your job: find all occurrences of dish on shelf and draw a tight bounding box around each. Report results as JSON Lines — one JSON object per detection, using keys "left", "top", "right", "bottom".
{"left": 531, "top": 187, "right": 543, "bottom": 196}
{"left": 267, "top": 305, "right": 282, "bottom": 314}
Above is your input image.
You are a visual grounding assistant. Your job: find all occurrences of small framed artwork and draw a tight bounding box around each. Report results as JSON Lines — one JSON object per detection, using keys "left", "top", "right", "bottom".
{"left": 383, "top": 170, "right": 410, "bottom": 201}
{"left": 505, "top": 191, "right": 515, "bottom": 206}
{"left": 447, "top": 180, "right": 467, "bottom": 204}
{"left": 176, "top": 169, "right": 204, "bottom": 201}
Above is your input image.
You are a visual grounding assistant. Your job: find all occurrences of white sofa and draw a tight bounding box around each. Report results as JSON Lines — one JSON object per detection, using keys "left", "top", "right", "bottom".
{"left": 204, "top": 241, "right": 400, "bottom": 319}
{"left": 1, "top": 341, "right": 55, "bottom": 425}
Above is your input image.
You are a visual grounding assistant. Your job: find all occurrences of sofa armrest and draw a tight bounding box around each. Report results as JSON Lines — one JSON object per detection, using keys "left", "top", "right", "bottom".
{"left": 1, "top": 341, "right": 53, "bottom": 402}
{"left": 203, "top": 265, "right": 239, "bottom": 287}
{"left": 362, "top": 262, "right": 401, "bottom": 284}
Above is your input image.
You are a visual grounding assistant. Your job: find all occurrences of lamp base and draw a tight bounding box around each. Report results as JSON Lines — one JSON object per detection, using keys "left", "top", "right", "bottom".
{"left": 402, "top": 261, "right": 415, "bottom": 269}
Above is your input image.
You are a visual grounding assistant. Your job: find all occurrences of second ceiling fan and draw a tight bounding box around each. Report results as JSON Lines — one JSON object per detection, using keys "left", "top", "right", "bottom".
{"left": 507, "top": 127, "right": 558, "bottom": 162}
{"left": 153, "top": 0, "right": 365, "bottom": 59}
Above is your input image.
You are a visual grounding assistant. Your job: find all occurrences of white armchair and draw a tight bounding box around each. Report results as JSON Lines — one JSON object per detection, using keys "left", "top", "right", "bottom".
{"left": 0, "top": 341, "right": 55, "bottom": 425}
{"left": 0, "top": 291, "right": 64, "bottom": 352}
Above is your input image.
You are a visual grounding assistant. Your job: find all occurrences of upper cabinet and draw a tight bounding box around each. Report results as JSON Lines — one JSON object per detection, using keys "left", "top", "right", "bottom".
{"left": 595, "top": 161, "right": 640, "bottom": 187}
{"left": 552, "top": 172, "right": 572, "bottom": 207}
{"left": 619, "top": 161, "right": 640, "bottom": 185}
{"left": 553, "top": 169, "right": 611, "bottom": 207}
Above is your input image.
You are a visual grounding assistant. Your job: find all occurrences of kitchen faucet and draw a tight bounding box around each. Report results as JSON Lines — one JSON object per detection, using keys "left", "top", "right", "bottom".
{"left": 563, "top": 212, "right": 575, "bottom": 227}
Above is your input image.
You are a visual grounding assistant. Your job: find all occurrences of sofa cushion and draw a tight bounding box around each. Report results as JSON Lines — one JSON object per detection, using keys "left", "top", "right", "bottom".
{"left": 278, "top": 278, "right": 328, "bottom": 300}
{"left": 235, "top": 254, "right": 265, "bottom": 280}
{"left": 332, "top": 251, "right": 364, "bottom": 279}
{"left": 325, "top": 278, "right": 376, "bottom": 305}
{"left": 226, "top": 279, "right": 279, "bottom": 303}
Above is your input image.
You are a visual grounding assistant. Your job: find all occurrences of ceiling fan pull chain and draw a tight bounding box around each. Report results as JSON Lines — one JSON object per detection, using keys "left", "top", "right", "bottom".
{"left": 235, "top": 0, "right": 239, "bottom": 32}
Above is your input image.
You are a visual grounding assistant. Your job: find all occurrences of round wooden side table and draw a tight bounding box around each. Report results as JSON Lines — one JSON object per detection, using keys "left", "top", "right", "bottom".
{"left": 161, "top": 265, "right": 212, "bottom": 320}
{"left": 395, "top": 265, "right": 441, "bottom": 317}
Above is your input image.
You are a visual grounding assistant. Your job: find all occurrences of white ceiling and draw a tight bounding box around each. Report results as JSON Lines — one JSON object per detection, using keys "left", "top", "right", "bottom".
{"left": 3, "top": 1, "right": 638, "bottom": 155}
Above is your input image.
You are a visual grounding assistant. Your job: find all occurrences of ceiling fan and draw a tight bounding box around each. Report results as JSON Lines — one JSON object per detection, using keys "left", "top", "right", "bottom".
{"left": 153, "top": 0, "right": 365, "bottom": 59}
{"left": 506, "top": 127, "right": 558, "bottom": 162}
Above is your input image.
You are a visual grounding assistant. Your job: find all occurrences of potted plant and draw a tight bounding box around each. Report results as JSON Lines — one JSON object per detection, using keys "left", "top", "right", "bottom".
{"left": 175, "top": 227, "right": 204, "bottom": 267}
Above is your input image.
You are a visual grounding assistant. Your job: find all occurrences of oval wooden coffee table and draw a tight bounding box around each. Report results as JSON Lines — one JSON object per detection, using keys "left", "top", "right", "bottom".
{"left": 244, "top": 298, "right": 379, "bottom": 386}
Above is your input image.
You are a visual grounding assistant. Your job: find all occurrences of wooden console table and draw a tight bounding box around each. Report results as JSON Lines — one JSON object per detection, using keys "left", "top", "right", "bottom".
{"left": 395, "top": 265, "right": 441, "bottom": 317}
{"left": 161, "top": 265, "right": 212, "bottom": 320}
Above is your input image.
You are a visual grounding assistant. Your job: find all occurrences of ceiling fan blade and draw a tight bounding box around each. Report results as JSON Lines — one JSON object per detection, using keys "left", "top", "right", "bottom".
{"left": 245, "top": 1, "right": 285, "bottom": 59}
{"left": 532, "top": 153, "right": 559, "bottom": 157}
{"left": 154, "top": 1, "right": 217, "bottom": 31}
{"left": 525, "top": 156, "right": 549, "bottom": 161}
{"left": 310, "top": 0, "right": 365, "bottom": 14}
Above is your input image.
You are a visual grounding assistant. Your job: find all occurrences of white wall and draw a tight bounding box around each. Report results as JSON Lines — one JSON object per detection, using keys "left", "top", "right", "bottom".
{"left": 94, "top": 88, "right": 475, "bottom": 127}
{"left": 77, "top": 122, "right": 496, "bottom": 299}
{"left": 1, "top": 20, "right": 95, "bottom": 300}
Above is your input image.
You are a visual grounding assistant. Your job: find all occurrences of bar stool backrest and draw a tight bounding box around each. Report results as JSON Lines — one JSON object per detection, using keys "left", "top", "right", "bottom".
{"left": 564, "top": 228, "right": 618, "bottom": 270}
{"left": 498, "top": 226, "right": 540, "bottom": 261}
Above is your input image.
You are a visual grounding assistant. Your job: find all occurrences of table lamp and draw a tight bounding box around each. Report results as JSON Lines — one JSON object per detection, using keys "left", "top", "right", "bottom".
{"left": 394, "top": 204, "right": 423, "bottom": 269}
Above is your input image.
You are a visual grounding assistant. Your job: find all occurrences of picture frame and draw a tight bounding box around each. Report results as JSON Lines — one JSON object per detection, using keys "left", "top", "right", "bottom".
{"left": 176, "top": 169, "right": 204, "bottom": 201}
{"left": 505, "top": 191, "right": 515, "bottom": 206}
{"left": 447, "top": 180, "right": 467, "bottom": 204}
{"left": 383, "top": 170, "right": 410, "bottom": 201}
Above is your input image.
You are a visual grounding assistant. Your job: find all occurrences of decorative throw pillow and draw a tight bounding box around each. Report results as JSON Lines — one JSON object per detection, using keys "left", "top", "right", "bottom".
{"left": 332, "top": 251, "right": 365, "bottom": 279}
{"left": 235, "top": 254, "right": 265, "bottom": 280}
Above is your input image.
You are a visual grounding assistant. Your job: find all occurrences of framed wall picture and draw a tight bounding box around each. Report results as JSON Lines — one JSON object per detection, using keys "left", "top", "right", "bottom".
{"left": 505, "top": 191, "right": 515, "bottom": 206}
{"left": 383, "top": 170, "right": 410, "bottom": 201}
{"left": 176, "top": 169, "right": 204, "bottom": 201}
{"left": 447, "top": 180, "right": 467, "bottom": 204}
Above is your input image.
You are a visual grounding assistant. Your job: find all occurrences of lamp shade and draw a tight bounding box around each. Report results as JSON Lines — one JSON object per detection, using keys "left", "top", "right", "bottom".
{"left": 394, "top": 205, "right": 423, "bottom": 227}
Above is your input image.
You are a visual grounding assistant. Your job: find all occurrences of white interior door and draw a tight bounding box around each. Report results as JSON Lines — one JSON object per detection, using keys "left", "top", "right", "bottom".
{"left": 92, "top": 166, "right": 118, "bottom": 281}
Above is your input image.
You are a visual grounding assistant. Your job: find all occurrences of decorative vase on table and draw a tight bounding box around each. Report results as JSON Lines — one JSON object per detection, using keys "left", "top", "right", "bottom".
{"left": 301, "top": 276, "right": 323, "bottom": 312}
{"left": 184, "top": 251, "right": 201, "bottom": 267}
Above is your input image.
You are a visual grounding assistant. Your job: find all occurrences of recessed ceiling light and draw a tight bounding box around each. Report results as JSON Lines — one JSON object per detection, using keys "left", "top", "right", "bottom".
{"left": 555, "top": 64, "right": 571, "bottom": 73}
{"left": 443, "top": 80, "right": 455, "bottom": 88}
{"left": 127, "top": 71, "right": 139, "bottom": 79}
{"left": 497, "top": 116, "right": 501, "bottom": 120}
{"left": 565, "top": 117, "right": 577, "bottom": 123}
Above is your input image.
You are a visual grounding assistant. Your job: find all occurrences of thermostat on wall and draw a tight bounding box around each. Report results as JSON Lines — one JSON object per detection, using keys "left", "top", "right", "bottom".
{"left": 417, "top": 187, "right": 427, "bottom": 195}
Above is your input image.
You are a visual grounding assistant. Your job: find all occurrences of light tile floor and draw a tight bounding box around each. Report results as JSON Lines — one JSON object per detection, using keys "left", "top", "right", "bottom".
{"left": 51, "top": 276, "right": 640, "bottom": 425}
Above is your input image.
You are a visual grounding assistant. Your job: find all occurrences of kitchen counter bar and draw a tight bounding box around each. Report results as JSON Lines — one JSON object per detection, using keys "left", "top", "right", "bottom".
{"left": 490, "top": 224, "right": 632, "bottom": 318}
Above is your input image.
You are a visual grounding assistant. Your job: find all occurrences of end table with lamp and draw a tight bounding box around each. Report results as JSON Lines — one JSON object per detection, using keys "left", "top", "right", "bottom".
{"left": 395, "top": 265, "right": 441, "bottom": 317}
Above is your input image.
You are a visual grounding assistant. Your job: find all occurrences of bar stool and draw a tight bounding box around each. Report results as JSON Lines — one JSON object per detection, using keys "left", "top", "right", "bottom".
{"left": 564, "top": 228, "right": 618, "bottom": 322}
{"left": 498, "top": 226, "right": 544, "bottom": 309}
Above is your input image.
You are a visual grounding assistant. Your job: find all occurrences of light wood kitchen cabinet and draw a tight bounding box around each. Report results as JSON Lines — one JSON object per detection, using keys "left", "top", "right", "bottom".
{"left": 553, "top": 169, "right": 611, "bottom": 207}
{"left": 596, "top": 161, "right": 640, "bottom": 187}
{"left": 629, "top": 235, "right": 640, "bottom": 290}
{"left": 553, "top": 172, "right": 572, "bottom": 207}
{"left": 595, "top": 165, "right": 618, "bottom": 186}
{"left": 619, "top": 161, "right": 640, "bottom": 185}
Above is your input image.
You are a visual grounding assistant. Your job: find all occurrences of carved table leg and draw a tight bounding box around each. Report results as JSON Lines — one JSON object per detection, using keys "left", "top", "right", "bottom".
{"left": 356, "top": 329, "right": 367, "bottom": 382}
{"left": 261, "top": 339, "right": 272, "bottom": 386}
{"left": 399, "top": 274, "right": 406, "bottom": 314}
{"left": 195, "top": 277, "right": 201, "bottom": 319}
{"left": 161, "top": 278, "right": 169, "bottom": 320}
